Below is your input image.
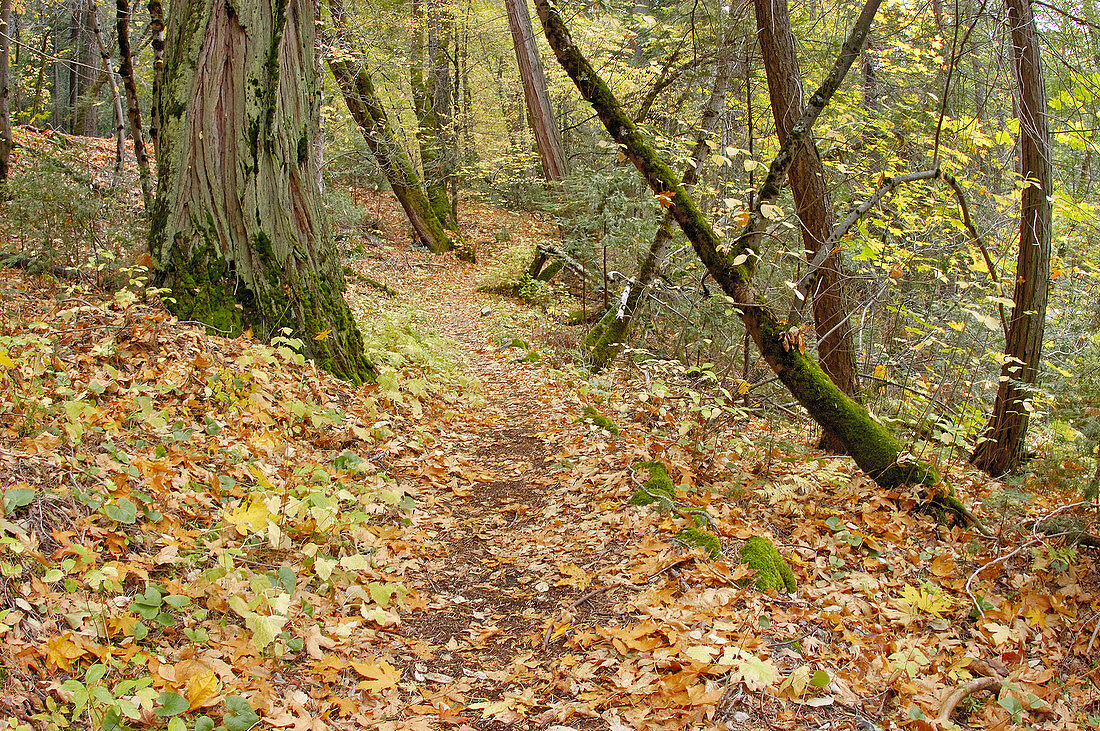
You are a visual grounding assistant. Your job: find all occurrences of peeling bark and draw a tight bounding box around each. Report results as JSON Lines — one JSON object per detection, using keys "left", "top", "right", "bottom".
{"left": 149, "top": 0, "right": 374, "bottom": 383}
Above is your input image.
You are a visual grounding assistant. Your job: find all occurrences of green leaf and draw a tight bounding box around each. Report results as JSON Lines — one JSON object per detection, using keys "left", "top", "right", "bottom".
{"left": 223, "top": 696, "right": 260, "bottom": 731}
{"left": 810, "top": 670, "right": 830, "bottom": 688}
{"left": 167, "top": 718, "right": 187, "bottom": 731}
{"left": 155, "top": 691, "right": 190, "bottom": 717}
{"left": 85, "top": 663, "right": 107, "bottom": 685}
{"left": 194, "top": 716, "right": 216, "bottom": 731}
{"left": 105, "top": 497, "right": 138, "bottom": 524}
{"left": 3, "top": 487, "right": 36, "bottom": 514}
{"left": 164, "top": 594, "right": 191, "bottom": 609}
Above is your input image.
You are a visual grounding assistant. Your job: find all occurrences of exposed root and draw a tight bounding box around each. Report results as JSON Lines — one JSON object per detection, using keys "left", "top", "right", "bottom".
{"left": 935, "top": 676, "right": 1002, "bottom": 726}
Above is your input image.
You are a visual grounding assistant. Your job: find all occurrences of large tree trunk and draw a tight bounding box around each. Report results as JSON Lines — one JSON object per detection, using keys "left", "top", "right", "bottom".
{"left": 535, "top": 0, "right": 978, "bottom": 525}
{"left": 149, "top": 0, "right": 374, "bottom": 383}
{"left": 409, "top": 0, "right": 457, "bottom": 230}
{"left": 754, "top": 0, "right": 861, "bottom": 421}
{"left": 116, "top": 0, "right": 153, "bottom": 211}
{"left": 0, "top": 0, "right": 11, "bottom": 184}
{"left": 586, "top": 32, "right": 739, "bottom": 371}
{"left": 504, "top": 0, "right": 567, "bottom": 183}
{"left": 970, "top": 0, "right": 1052, "bottom": 476}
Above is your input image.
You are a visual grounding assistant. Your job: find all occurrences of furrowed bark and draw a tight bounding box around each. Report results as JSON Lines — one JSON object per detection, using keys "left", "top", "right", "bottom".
{"left": 755, "top": 0, "right": 861, "bottom": 422}
{"left": 149, "top": 0, "right": 374, "bottom": 383}
{"left": 971, "top": 0, "right": 1052, "bottom": 476}
{"left": 535, "top": 0, "right": 978, "bottom": 523}
{"left": 505, "top": 0, "right": 567, "bottom": 182}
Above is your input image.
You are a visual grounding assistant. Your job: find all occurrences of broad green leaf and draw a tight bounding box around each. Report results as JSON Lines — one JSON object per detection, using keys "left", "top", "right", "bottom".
{"left": 223, "top": 695, "right": 260, "bottom": 731}
{"left": 155, "top": 691, "right": 189, "bottom": 717}
{"left": 3, "top": 488, "right": 36, "bottom": 514}
{"left": 810, "top": 670, "right": 830, "bottom": 688}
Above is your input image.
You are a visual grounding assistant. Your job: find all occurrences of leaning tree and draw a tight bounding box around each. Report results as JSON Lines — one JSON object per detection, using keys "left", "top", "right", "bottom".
{"left": 149, "top": 0, "right": 374, "bottom": 383}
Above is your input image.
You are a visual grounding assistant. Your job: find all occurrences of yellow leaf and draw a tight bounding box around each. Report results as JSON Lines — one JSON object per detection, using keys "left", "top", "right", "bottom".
{"left": 350, "top": 658, "right": 401, "bottom": 693}
{"left": 223, "top": 499, "right": 271, "bottom": 536}
{"left": 45, "top": 633, "right": 86, "bottom": 672}
{"left": 244, "top": 612, "right": 287, "bottom": 651}
{"left": 186, "top": 670, "right": 221, "bottom": 711}
{"left": 683, "top": 645, "right": 718, "bottom": 663}
{"left": 0, "top": 350, "right": 14, "bottom": 369}
{"left": 314, "top": 329, "right": 332, "bottom": 341}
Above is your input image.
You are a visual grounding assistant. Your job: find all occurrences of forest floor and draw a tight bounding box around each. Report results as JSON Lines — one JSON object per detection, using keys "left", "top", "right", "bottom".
{"left": 0, "top": 129, "right": 1098, "bottom": 731}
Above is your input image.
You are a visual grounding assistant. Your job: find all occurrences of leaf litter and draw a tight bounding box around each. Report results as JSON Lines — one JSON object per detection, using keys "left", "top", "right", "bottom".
{"left": 0, "top": 133, "right": 1098, "bottom": 731}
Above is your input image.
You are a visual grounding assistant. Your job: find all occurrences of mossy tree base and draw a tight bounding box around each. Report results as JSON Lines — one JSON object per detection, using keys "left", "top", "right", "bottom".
{"left": 150, "top": 0, "right": 374, "bottom": 384}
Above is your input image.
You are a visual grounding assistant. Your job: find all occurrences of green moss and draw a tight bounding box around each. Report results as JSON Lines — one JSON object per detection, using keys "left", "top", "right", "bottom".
{"left": 674, "top": 527, "right": 722, "bottom": 557}
{"left": 628, "top": 460, "right": 676, "bottom": 505}
{"left": 739, "top": 536, "right": 796, "bottom": 592}
{"left": 578, "top": 406, "right": 618, "bottom": 435}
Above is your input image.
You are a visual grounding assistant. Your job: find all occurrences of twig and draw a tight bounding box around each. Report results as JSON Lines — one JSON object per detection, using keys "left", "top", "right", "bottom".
{"left": 965, "top": 533, "right": 1070, "bottom": 616}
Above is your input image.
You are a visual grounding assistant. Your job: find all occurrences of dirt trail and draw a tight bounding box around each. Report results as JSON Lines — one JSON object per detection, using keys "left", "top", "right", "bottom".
{"left": 361, "top": 251, "right": 640, "bottom": 728}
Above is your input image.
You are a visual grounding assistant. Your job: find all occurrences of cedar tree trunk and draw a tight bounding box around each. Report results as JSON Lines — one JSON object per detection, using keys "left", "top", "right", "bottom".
{"left": 971, "top": 0, "right": 1052, "bottom": 476}
{"left": 149, "top": 0, "right": 374, "bottom": 384}
{"left": 755, "top": 0, "right": 861, "bottom": 416}
{"left": 535, "top": 0, "right": 977, "bottom": 524}
{"left": 505, "top": 0, "right": 566, "bottom": 182}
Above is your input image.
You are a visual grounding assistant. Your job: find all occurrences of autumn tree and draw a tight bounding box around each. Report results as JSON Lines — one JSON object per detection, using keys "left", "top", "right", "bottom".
{"left": 754, "top": 0, "right": 861, "bottom": 421}
{"left": 149, "top": 0, "right": 374, "bottom": 383}
{"left": 535, "top": 0, "right": 978, "bottom": 523}
{"left": 970, "top": 0, "right": 1052, "bottom": 475}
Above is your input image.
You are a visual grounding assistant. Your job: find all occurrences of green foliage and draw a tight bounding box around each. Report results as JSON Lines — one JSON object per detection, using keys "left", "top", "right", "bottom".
{"left": 739, "top": 536, "right": 796, "bottom": 592}
{"left": 628, "top": 460, "right": 676, "bottom": 506}
{"left": 1, "top": 139, "right": 146, "bottom": 284}
{"left": 673, "top": 527, "right": 722, "bottom": 557}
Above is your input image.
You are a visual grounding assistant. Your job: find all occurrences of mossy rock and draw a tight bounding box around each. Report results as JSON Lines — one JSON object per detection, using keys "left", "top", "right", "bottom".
{"left": 578, "top": 406, "right": 619, "bottom": 435}
{"left": 455, "top": 242, "right": 477, "bottom": 263}
{"left": 628, "top": 460, "right": 675, "bottom": 506}
{"left": 674, "top": 527, "right": 722, "bottom": 557}
{"left": 739, "top": 536, "right": 796, "bottom": 592}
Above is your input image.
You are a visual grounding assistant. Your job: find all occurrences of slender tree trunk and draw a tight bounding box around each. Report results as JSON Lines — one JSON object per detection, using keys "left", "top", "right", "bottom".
{"left": 970, "top": 0, "right": 1052, "bottom": 476}
{"left": 0, "top": 0, "right": 12, "bottom": 184}
{"left": 409, "top": 0, "right": 457, "bottom": 230}
{"left": 149, "top": 0, "right": 374, "bottom": 383}
{"left": 27, "top": 30, "right": 48, "bottom": 125}
{"left": 116, "top": 0, "right": 153, "bottom": 210}
{"left": 504, "top": 0, "right": 566, "bottom": 182}
{"left": 146, "top": 0, "right": 164, "bottom": 146}
{"left": 74, "top": 4, "right": 99, "bottom": 136}
{"left": 86, "top": 0, "right": 125, "bottom": 184}
{"left": 535, "top": 0, "right": 980, "bottom": 526}
{"left": 754, "top": 0, "right": 861, "bottom": 415}
{"left": 586, "top": 33, "right": 739, "bottom": 371}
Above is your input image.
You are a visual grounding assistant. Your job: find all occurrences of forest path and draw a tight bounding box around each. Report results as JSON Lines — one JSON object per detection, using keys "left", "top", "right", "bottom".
{"left": 363, "top": 243, "right": 645, "bottom": 729}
